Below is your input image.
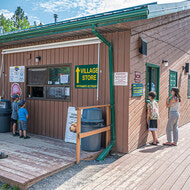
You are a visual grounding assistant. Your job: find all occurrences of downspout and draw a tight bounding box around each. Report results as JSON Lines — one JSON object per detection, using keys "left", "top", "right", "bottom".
{"left": 0, "top": 53, "right": 4, "bottom": 97}
{"left": 92, "top": 24, "right": 116, "bottom": 161}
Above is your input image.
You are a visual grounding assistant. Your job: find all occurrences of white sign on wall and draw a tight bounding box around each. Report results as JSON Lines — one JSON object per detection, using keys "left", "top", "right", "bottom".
{"left": 9, "top": 66, "right": 25, "bottom": 83}
{"left": 65, "top": 107, "right": 82, "bottom": 144}
{"left": 114, "top": 72, "right": 128, "bottom": 86}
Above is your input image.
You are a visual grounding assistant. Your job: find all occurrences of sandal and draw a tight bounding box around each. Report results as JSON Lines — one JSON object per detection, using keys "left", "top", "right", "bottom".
{"left": 0, "top": 152, "right": 8, "bottom": 159}
{"left": 172, "top": 142, "right": 177, "bottom": 146}
{"left": 149, "top": 142, "right": 157, "bottom": 146}
{"left": 163, "top": 142, "right": 172, "bottom": 146}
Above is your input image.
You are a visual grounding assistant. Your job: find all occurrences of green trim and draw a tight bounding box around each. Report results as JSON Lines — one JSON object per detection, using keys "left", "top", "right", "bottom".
{"left": 146, "top": 63, "right": 160, "bottom": 68}
{"left": 0, "top": 7, "right": 148, "bottom": 44}
{"left": 92, "top": 24, "right": 116, "bottom": 161}
{"left": 169, "top": 70, "right": 178, "bottom": 96}
{"left": 146, "top": 63, "right": 160, "bottom": 102}
{"left": 188, "top": 74, "right": 190, "bottom": 98}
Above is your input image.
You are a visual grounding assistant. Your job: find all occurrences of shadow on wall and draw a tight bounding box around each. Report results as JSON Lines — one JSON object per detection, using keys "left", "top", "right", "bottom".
{"left": 178, "top": 70, "right": 183, "bottom": 90}
{"left": 137, "top": 105, "right": 148, "bottom": 149}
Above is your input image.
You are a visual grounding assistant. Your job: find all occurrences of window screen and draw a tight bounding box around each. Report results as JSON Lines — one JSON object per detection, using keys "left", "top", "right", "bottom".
{"left": 27, "top": 68, "right": 47, "bottom": 85}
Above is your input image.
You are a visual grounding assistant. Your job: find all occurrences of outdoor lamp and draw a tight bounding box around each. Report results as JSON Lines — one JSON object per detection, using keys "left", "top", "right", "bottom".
{"left": 35, "top": 56, "right": 41, "bottom": 63}
{"left": 162, "top": 60, "right": 168, "bottom": 67}
{"left": 182, "top": 63, "right": 189, "bottom": 73}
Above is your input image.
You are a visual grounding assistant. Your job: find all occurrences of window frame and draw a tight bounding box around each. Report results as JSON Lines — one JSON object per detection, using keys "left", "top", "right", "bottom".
{"left": 169, "top": 69, "right": 178, "bottom": 97}
{"left": 146, "top": 63, "right": 160, "bottom": 102}
{"left": 25, "top": 64, "right": 72, "bottom": 101}
{"left": 188, "top": 74, "right": 190, "bottom": 99}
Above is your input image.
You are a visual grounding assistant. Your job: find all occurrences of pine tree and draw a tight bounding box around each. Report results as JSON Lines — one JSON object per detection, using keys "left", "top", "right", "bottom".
{"left": 11, "top": 6, "right": 30, "bottom": 29}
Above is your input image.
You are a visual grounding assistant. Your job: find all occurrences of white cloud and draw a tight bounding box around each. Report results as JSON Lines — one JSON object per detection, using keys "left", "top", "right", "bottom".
{"left": 29, "top": 16, "right": 42, "bottom": 25}
{"left": 37, "top": 0, "right": 184, "bottom": 18}
{"left": 0, "top": 9, "right": 14, "bottom": 19}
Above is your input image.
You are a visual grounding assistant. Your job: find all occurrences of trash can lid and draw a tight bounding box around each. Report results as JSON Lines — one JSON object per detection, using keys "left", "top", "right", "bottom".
{"left": 82, "top": 108, "right": 103, "bottom": 122}
{"left": 81, "top": 118, "right": 104, "bottom": 123}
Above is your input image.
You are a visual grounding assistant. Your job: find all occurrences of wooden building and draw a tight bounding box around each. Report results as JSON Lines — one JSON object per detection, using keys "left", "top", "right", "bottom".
{"left": 1, "top": 2, "right": 190, "bottom": 153}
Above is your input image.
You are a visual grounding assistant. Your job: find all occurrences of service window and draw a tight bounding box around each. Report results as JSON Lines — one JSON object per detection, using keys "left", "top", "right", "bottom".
{"left": 26, "top": 65, "right": 71, "bottom": 100}
{"left": 188, "top": 75, "right": 190, "bottom": 98}
{"left": 146, "top": 63, "right": 160, "bottom": 101}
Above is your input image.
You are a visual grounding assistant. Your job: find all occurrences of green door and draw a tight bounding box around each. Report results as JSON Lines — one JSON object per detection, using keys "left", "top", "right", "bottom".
{"left": 169, "top": 70, "right": 178, "bottom": 96}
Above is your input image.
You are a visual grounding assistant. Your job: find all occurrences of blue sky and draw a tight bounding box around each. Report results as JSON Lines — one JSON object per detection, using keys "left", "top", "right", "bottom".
{"left": 0, "top": 0, "right": 184, "bottom": 25}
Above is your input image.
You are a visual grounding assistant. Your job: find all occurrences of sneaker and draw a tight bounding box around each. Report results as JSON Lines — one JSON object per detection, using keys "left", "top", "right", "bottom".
{"left": 19, "top": 135, "right": 24, "bottom": 138}
{"left": 24, "top": 136, "right": 30, "bottom": 139}
{"left": 12, "top": 133, "right": 17, "bottom": 136}
{"left": 15, "top": 132, "right": 20, "bottom": 136}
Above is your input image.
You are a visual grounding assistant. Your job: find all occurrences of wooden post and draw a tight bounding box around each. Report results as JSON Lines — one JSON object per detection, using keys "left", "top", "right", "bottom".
{"left": 106, "top": 105, "right": 111, "bottom": 147}
{"left": 76, "top": 109, "right": 81, "bottom": 164}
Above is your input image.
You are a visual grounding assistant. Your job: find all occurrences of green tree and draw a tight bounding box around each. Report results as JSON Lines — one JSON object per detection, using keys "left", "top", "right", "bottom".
{"left": 0, "top": 14, "right": 16, "bottom": 33}
{"left": 11, "top": 6, "right": 30, "bottom": 29}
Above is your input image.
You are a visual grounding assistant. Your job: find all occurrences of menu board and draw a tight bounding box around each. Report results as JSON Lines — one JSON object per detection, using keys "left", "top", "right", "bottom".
{"left": 132, "top": 83, "right": 143, "bottom": 97}
{"left": 9, "top": 66, "right": 25, "bottom": 82}
{"left": 65, "top": 107, "right": 77, "bottom": 144}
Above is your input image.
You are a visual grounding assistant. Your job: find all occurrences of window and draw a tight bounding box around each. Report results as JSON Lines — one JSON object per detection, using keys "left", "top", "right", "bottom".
{"left": 146, "top": 63, "right": 160, "bottom": 101}
{"left": 188, "top": 75, "right": 190, "bottom": 98}
{"left": 26, "top": 65, "right": 71, "bottom": 100}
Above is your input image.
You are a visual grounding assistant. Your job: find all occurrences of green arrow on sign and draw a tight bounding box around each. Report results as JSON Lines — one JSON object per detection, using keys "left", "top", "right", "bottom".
{"left": 76, "top": 67, "right": 80, "bottom": 84}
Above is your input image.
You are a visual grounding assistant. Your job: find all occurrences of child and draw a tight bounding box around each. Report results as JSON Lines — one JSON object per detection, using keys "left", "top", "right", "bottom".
{"left": 11, "top": 94, "right": 19, "bottom": 136}
{"left": 147, "top": 91, "right": 159, "bottom": 145}
{"left": 18, "top": 100, "right": 30, "bottom": 139}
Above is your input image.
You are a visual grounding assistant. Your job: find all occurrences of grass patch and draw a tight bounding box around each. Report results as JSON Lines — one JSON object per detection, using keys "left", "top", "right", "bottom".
{"left": 0, "top": 183, "right": 19, "bottom": 190}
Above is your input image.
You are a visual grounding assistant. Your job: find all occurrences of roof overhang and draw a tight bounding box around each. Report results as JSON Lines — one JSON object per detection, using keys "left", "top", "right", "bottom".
{"left": 2, "top": 37, "right": 102, "bottom": 54}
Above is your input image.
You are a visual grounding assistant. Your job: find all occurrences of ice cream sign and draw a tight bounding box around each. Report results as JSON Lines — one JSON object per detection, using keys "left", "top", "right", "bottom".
{"left": 75, "top": 64, "right": 98, "bottom": 88}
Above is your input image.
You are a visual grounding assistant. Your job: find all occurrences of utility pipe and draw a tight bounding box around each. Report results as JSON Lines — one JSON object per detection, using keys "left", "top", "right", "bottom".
{"left": 97, "top": 43, "right": 100, "bottom": 101}
{"left": 0, "top": 53, "right": 4, "bottom": 97}
{"left": 92, "top": 24, "right": 116, "bottom": 161}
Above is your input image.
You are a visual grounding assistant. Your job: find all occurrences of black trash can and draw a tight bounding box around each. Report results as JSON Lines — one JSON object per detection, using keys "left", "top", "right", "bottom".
{"left": 81, "top": 108, "right": 104, "bottom": 152}
{"left": 0, "top": 99, "right": 11, "bottom": 133}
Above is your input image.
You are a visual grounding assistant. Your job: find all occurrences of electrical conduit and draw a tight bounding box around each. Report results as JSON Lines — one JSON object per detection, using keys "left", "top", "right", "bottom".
{"left": 92, "top": 24, "right": 116, "bottom": 161}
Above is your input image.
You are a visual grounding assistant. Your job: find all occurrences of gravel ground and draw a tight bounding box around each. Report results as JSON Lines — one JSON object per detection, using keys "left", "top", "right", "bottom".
{"left": 27, "top": 154, "right": 121, "bottom": 190}
{"left": 0, "top": 155, "right": 121, "bottom": 190}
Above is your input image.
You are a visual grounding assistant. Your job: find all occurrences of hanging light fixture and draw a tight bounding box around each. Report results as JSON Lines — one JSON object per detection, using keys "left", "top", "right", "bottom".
{"left": 162, "top": 60, "right": 168, "bottom": 67}
{"left": 35, "top": 56, "right": 41, "bottom": 63}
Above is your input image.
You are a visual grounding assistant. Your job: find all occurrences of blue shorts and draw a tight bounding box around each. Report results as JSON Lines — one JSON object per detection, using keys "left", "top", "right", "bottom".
{"left": 18, "top": 120, "right": 27, "bottom": 131}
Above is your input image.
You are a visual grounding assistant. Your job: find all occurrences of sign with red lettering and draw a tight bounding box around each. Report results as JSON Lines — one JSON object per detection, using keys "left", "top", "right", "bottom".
{"left": 114, "top": 72, "right": 128, "bottom": 86}
{"left": 135, "top": 71, "right": 141, "bottom": 83}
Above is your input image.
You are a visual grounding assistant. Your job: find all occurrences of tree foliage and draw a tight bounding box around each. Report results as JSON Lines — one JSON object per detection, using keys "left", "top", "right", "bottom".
{"left": 11, "top": 6, "right": 29, "bottom": 29}
{"left": 0, "top": 6, "right": 31, "bottom": 33}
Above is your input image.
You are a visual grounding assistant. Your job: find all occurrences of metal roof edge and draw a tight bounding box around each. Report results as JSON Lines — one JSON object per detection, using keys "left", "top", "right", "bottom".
{"left": 0, "top": 4, "right": 151, "bottom": 44}
{"left": 148, "top": 1, "right": 190, "bottom": 19}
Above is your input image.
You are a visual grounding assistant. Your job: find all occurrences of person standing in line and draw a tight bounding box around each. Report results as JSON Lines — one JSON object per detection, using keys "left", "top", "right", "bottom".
{"left": 11, "top": 94, "right": 19, "bottom": 136}
{"left": 163, "top": 87, "right": 181, "bottom": 146}
{"left": 18, "top": 100, "right": 30, "bottom": 139}
{"left": 147, "top": 91, "right": 159, "bottom": 145}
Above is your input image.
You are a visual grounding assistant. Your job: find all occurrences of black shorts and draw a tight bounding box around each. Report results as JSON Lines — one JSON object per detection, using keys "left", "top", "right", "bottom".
{"left": 148, "top": 120, "right": 158, "bottom": 131}
{"left": 11, "top": 119, "right": 17, "bottom": 124}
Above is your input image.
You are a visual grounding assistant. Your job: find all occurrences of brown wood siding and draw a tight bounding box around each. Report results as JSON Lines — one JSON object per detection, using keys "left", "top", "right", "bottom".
{"left": 128, "top": 14, "right": 190, "bottom": 152}
{"left": 0, "top": 50, "right": 2, "bottom": 96}
{"left": 2, "top": 31, "right": 130, "bottom": 153}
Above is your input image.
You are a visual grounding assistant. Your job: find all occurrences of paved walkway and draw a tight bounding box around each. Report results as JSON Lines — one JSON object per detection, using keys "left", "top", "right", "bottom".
{"left": 79, "top": 123, "right": 190, "bottom": 190}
